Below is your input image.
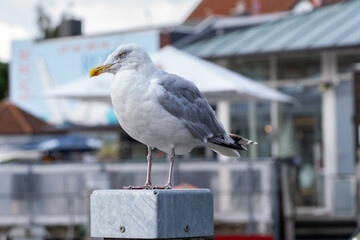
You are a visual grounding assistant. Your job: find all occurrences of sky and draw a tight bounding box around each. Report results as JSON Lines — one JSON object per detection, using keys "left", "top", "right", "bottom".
{"left": 0, "top": 0, "right": 200, "bottom": 62}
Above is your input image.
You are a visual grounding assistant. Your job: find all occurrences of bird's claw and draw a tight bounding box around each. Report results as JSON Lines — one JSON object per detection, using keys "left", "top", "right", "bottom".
{"left": 123, "top": 183, "right": 172, "bottom": 190}
{"left": 153, "top": 184, "right": 172, "bottom": 189}
{"left": 123, "top": 184, "right": 153, "bottom": 190}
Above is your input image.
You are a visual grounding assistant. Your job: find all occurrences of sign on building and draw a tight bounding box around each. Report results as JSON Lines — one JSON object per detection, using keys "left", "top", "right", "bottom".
{"left": 10, "top": 30, "right": 159, "bottom": 125}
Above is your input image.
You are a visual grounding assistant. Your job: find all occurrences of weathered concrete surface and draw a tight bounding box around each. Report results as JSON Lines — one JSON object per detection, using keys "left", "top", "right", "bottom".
{"left": 91, "top": 189, "right": 213, "bottom": 239}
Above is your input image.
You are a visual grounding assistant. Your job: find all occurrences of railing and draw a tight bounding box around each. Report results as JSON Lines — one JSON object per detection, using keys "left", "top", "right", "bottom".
{"left": 0, "top": 159, "right": 273, "bottom": 233}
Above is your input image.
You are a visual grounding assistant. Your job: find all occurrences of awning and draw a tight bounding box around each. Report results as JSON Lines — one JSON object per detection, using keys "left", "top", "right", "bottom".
{"left": 45, "top": 46, "right": 294, "bottom": 103}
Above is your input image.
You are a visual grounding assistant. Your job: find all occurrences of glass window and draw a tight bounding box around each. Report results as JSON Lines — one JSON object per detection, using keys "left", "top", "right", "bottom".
{"left": 277, "top": 55, "right": 320, "bottom": 80}
{"left": 231, "top": 102, "right": 271, "bottom": 158}
{"left": 226, "top": 59, "right": 270, "bottom": 82}
{"left": 279, "top": 85, "right": 323, "bottom": 207}
{"left": 338, "top": 53, "right": 360, "bottom": 73}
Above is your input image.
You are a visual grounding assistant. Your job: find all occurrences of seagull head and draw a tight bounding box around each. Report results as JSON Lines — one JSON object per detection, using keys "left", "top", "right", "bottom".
{"left": 89, "top": 43, "right": 151, "bottom": 77}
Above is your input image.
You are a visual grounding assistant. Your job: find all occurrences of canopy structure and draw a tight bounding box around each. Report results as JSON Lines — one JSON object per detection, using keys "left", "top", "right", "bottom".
{"left": 45, "top": 46, "right": 294, "bottom": 103}
{"left": 44, "top": 74, "right": 113, "bottom": 102}
{"left": 38, "top": 135, "right": 102, "bottom": 152}
{"left": 0, "top": 149, "right": 41, "bottom": 163}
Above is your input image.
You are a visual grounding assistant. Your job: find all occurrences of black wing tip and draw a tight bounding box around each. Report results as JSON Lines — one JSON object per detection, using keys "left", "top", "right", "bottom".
{"left": 229, "top": 133, "right": 258, "bottom": 145}
{"left": 208, "top": 137, "right": 247, "bottom": 151}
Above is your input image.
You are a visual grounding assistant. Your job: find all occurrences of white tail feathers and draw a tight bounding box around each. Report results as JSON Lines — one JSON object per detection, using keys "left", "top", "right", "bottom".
{"left": 205, "top": 142, "right": 240, "bottom": 158}
{"left": 204, "top": 134, "right": 257, "bottom": 158}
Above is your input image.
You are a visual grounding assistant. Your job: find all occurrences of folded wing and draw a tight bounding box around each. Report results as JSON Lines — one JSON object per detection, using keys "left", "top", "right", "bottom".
{"left": 156, "top": 73, "right": 247, "bottom": 156}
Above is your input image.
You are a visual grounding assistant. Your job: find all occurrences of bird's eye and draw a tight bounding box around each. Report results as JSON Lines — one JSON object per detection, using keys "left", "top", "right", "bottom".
{"left": 119, "top": 51, "right": 126, "bottom": 57}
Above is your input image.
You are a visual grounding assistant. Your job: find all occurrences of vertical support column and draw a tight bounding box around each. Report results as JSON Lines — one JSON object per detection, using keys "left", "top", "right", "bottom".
{"left": 214, "top": 58, "right": 231, "bottom": 161}
{"left": 321, "top": 51, "right": 338, "bottom": 213}
{"left": 216, "top": 101, "right": 231, "bottom": 131}
{"left": 271, "top": 102, "right": 279, "bottom": 158}
{"left": 281, "top": 165, "right": 295, "bottom": 240}
{"left": 216, "top": 101, "right": 232, "bottom": 212}
{"left": 248, "top": 101, "right": 258, "bottom": 158}
{"left": 270, "top": 55, "right": 280, "bottom": 158}
{"left": 246, "top": 158, "right": 255, "bottom": 234}
{"left": 247, "top": 101, "right": 257, "bottom": 233}
{"left": 259, "top": 163, "right": 272, "bottom": 234}
{"left": 216, "top": 101, "right": 231, "bottom": 162}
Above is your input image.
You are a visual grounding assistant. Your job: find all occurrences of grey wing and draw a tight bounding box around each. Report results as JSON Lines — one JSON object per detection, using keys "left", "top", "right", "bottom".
{"left": 157, "top": 73, "right": 245, "bottom": 150}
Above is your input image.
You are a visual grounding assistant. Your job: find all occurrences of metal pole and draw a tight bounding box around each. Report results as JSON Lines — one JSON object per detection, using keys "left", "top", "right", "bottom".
{"left": 272, "top": 159, "right": 280, "bottom": 240}
{"left": 247, "top": 158, "right": 255, "bottom": 234}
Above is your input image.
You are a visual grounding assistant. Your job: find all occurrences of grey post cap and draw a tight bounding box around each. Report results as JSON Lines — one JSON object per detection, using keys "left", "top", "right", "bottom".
{"left": 91, "top": 189, "right": 214, "bottom": 239}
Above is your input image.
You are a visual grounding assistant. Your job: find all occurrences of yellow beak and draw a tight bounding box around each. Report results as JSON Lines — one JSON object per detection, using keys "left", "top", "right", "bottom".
{"left": 89, "top": 64, "right": 112, "bottom": 78}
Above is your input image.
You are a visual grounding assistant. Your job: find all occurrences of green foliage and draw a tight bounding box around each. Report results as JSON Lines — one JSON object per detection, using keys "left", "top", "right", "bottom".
{"left": 36, "top": 4, "right": 59, "bottom": 39}
{"left": 0, "top": 62, "right": 8, "bottom": 100}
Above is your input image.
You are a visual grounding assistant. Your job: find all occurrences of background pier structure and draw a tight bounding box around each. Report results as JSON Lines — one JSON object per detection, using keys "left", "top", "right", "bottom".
{"left": 90, "top": 189, "right": 214, "bottom": 239}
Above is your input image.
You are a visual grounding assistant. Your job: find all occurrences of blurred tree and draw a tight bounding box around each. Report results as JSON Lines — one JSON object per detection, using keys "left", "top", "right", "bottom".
{"left": 36, "top": 4, "right": 59, "bottom": 39}
{"left": 0, "top": 62, "right": 9, "bottom": 100}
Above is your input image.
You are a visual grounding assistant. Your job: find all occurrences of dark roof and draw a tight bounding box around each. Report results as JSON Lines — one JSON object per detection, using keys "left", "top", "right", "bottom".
{"left": 181, "top": 0, "right": 360, "bottom": 58}
{"left": 172, "top": 12, "right": 289, "bottom": 48}
{"left": 186, "top": 0, "right": 297, "bottom": 20}
{"left": 0, "top": 100, "right": 56, "bottom": 135}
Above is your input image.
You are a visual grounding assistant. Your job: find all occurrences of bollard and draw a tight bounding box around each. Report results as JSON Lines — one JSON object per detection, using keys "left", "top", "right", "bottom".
{"left": 90, "top": 189, "right": 214, "bottom": 239}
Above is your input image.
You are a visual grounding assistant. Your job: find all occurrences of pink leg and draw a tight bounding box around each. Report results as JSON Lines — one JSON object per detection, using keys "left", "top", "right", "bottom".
{"left": 145, "top": 146, "right": 153, "bottom": 186}
{"left": 154, "top": 147, "right": 175, "bottom": 189}
{"left": 123, "top": 146, "right": 153, "bottom": 190}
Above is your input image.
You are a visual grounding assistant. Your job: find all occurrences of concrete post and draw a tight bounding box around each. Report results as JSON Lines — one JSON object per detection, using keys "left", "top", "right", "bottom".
{"left": 90, "top": 189, "right": 214, "bottom": 239}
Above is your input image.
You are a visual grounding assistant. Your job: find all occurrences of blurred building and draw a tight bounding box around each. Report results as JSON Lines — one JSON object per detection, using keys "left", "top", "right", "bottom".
{"left": 0, "top": 101, "right": 105, "bottom": 163}
{"left": 0, "top": 100, "right": 60, "bottom": 162}
{"left": 0, "top": 100, "right": 54, "bottom": 135}
{"left": 174, "top": 0, "right": 360, "bottom": 238}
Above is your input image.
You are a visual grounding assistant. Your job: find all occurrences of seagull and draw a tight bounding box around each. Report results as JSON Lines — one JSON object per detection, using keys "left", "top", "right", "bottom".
{"left": 89, "top": 44, "right": 257, "bottom": 189}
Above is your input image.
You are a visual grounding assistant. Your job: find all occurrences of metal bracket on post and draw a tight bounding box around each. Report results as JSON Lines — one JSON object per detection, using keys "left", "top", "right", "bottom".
{"left": 90, "top": 189, "right": 214, "bottom": 239}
